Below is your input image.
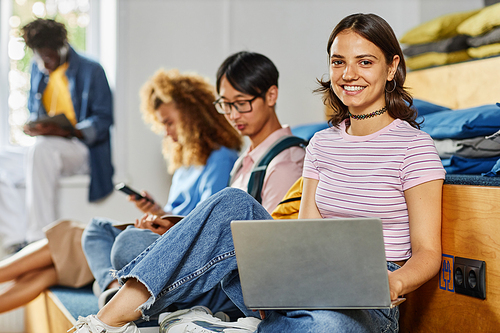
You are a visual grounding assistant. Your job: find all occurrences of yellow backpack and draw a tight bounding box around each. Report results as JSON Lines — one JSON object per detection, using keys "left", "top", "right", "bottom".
{"left": 271, "top": 177, "right": 303, "bottom": 220}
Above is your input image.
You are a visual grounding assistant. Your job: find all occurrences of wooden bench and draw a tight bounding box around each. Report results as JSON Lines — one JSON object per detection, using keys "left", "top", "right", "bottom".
{"left": 399, "top": 182, "right": 500, "bottom": 332}
{"left": 25, "top": 289, "right": 75, "bottom": 333}
{"left": 24, "top": 183, "right": 500, "bottom": 332}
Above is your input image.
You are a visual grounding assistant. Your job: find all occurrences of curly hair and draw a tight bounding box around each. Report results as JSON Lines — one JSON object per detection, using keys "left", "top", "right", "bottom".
{"left": 21, "top": 18, "right": 67, "bottom": 50}
{"left": 140, "top": 69, "right": 243, "bottom": 174}
{"left": 316, "top": 13, "right": 420, "bottom": 129}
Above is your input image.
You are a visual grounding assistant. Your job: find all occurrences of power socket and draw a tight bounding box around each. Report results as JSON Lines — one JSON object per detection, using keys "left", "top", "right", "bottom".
{"left": 454, "top": 257, "right": 486, "bottom": 299}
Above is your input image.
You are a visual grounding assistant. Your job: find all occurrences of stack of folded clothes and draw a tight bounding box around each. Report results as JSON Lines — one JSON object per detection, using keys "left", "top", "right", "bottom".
{"left": 413, "top": 100, "right": 500, "bottom": 175}
{"left": 400, "top": 3, "right": 500, "bottom": 70}
{"left": 458, "top": 2, "right": 500, "bottom": 60}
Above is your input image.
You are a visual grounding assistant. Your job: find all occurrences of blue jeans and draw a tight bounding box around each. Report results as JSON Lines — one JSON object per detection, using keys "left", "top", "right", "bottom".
{"left": 82, "top": 215, "right": 242, "bottom": 319}
{"left": 81, "top": 218, "right": 160, "bottom": 292}
{"left": 116, "top": 188, "right": 400, "bottom": 332}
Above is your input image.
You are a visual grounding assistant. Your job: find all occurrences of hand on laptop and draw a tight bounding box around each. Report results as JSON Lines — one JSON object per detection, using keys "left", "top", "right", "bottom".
{"left": 387, "top": 270, "right": 403, "bottom": 301}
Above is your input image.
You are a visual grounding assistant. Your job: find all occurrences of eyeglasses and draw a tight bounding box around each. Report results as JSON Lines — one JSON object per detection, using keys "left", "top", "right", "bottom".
{"left": 213, "top": 96, "right": 259, "bottom": 115}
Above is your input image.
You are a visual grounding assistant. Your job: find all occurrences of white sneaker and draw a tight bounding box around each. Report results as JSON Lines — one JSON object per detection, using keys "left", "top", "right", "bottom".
{"left": 92, "top": 280, "right": 102, "bottom": 297}
{"left": 159, "top": 306, "right": 260, "bottom": 333}
{"left": 68, "top": 315, "right": 140, "bottom": 333}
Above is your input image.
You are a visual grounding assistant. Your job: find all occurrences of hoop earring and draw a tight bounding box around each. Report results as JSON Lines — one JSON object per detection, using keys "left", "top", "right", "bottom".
{"left": 385, "top": 80, "right": 396, "bottom": 93}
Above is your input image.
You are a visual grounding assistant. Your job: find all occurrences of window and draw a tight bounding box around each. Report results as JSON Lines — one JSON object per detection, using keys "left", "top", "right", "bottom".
{"left": 4, "top": 0, "right": 90, "bottom": 146}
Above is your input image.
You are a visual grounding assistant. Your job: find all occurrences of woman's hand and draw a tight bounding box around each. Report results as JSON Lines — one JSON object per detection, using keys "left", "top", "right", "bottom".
{"left": 134, "top": 214, "right": 175, "bottom": 235}
{"left": 388, "top": 270, "right": 404, "bottom": 301}
{"left": 128, "top": 191, "right": 165, "bottom": 216}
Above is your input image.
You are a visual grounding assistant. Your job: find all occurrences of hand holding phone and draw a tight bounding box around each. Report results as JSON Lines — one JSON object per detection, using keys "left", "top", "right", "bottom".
{"left": 115, "top": 183, "right": 154, "bottom": 204}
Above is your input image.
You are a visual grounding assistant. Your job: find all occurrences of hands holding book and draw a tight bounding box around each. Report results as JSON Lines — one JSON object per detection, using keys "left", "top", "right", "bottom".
{"left": 23, "top": 114, "right": 83, "bottom": 139}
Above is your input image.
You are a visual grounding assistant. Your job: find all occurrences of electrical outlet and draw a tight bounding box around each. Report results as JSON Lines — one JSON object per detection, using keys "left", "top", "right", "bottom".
{"left": 454, "top": 257, "right": 486, "bottom": 299}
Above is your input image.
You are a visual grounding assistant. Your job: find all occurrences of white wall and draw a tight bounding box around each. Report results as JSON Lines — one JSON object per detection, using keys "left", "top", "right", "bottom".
{"left": 62, "top": 0, "right": 484, "bottom": 223}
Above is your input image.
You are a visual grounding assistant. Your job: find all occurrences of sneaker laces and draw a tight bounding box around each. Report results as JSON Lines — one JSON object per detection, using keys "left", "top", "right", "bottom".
{"left": 68, "top": 316, "right": 106, "bottom": 333}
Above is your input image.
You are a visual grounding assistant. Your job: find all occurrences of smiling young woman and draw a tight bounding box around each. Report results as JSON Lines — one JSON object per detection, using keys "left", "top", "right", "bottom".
{"left": 329, "top": 30, "right": 398, "bottom": 115}
{"left": 68, "top": 15, "right": 445, "bottom": 333}
{"left": 317, "top": 14, "right": 419, "bottom": 136}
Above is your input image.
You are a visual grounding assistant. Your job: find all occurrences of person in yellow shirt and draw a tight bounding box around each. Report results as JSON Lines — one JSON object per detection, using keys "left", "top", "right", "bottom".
{"left": 0, "top": 19, "right": 113, "bottom": 253}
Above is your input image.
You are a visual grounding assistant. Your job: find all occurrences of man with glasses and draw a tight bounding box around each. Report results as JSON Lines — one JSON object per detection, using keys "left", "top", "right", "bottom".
{"left": 69, "top": 50, "right": 306, "bottom": 333}
{"left": 215, "top": 51, "right": 304, "bottom": 213}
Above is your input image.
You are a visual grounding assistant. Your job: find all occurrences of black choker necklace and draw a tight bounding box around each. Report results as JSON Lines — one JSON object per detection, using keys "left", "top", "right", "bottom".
{"left": 348, "top": 107, "right": 387, "bottom": 120}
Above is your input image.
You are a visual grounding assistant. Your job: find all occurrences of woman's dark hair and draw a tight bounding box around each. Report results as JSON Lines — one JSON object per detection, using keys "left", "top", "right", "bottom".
{"left": 21, "top": 18, "right": 67, "bottom": 50}
{"left": 216, "top": 51, "right": 279, "bottom": 97}
{"left": 316, "top": 13, "right": 419, "bottom": 128}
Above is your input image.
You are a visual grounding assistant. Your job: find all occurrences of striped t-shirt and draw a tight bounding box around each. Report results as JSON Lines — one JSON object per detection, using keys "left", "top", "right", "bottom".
{"left": 303, "top": 118, "right": 445, "bottom": 261}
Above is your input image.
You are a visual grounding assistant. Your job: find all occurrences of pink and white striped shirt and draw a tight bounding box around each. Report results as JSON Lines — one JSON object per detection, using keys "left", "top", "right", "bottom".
{"left": 303, "top": 118, "right": 445, "bottom": 261}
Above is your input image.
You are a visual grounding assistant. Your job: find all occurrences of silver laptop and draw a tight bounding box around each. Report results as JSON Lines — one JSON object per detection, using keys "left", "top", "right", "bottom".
{"left": 230, "top": 218, "right": 405, "bottom": 310}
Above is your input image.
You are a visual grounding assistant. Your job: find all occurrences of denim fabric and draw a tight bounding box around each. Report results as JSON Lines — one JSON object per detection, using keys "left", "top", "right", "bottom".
{"left": 82, "top": 218, "right": 125, "bottom": 291}
{"left": 82, "top": 219, "right": 161, "bottom": 292}
{"left": 116, "top": 188, "right": 402, "bottom": 331}
{"left": 82, "top": 214, "right": 243, "bottom": 319}
{"left": 109, "top": 226, "right": 161, "bottom": 271}
{"left": 116, "top": 188, "right": 270, "bottom": 318}
{"left": 112, "top": 226, "right": 244, "bottom": 319}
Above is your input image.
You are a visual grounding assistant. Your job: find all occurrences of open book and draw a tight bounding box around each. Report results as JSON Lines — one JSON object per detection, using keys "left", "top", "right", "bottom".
{"left": 27, "top": 114, "right": 74, "bottom": 133}
{"left": 112, "top": 215, "right": 184, "bottom": 230}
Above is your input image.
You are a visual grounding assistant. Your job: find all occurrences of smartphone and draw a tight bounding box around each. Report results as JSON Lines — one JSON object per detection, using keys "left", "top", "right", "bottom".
{"left": 114, "top": 183, "right": 154, "bottom": 203}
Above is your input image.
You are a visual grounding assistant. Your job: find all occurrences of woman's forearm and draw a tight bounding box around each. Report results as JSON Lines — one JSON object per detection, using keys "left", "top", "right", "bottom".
{"left": 388, "top": 247, "right": 442, "bottom": 299}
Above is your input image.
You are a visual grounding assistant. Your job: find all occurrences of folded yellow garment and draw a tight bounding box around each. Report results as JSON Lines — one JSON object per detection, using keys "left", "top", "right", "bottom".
{"left": 400, "top": 9, "right": 480, "bottom": 45}
{"left": 406, "top": 50, "right": 471, "bottom": 70}
{"left": 457, "top": 2, "right": 500, "bottom": 37}
{"left": 467, "top": 43, "right": 500, "bottom": 58}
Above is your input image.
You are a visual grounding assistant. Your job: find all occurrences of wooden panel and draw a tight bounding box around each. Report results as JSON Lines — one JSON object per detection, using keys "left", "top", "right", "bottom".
{"left": 25, "top": 292, "right": 50, "bottom": 333}
{"left": 46, "top": 291, "right": 75, "bottom": 332}
{"left": 399, "top": 184, "right": 500, "bottom": 332}
{"left": 25, "top": 290, "right": 75, "bottom": 333}
{"left": 405, "top": 57, "right": 500, "bottom": 109}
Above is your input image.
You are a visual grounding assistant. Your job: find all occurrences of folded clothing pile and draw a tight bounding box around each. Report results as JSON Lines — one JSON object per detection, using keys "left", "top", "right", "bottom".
{"left": 401, "top": 3, "right": 500, "bottom": 70}
{"left": 414, "top": 100, "right": 500, "bottom": 175}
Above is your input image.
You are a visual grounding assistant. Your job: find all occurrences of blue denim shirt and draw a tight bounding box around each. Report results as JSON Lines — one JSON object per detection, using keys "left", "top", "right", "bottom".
{"left": 165, "top": 146, "right": 239, "bottom": 215}
{"left": 27, "top": 46, "right": 114, "bottom": 201}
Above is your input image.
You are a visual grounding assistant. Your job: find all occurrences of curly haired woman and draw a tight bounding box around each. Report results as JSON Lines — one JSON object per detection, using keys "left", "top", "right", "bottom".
{"left": 81, "top": 68, "right": 243, "bottom": 308}
{"left": 0, "top": 69, "right": 242, "bottom": 315}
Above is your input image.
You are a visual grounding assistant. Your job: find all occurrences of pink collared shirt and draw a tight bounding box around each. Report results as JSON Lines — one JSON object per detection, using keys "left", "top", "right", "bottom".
{"left": 231, "top": 126, "right": 305, "bottom": 213}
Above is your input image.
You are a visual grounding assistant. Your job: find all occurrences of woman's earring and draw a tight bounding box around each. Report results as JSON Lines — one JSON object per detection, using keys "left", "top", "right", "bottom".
{"left": 385, "top": 80, "right": 396, "bottom": 93}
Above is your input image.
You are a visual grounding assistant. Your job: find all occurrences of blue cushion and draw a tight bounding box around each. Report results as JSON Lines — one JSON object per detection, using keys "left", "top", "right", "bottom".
{"left": 50, "top": 285, "right": 159, "bottom": 327}
{"left": 418, "top": 103, "right": 500, "bottom": 139}
{"left": 445, "top": 173, "right": 500, "bottom": 185}
{"left": 411, "top": 99, "right": 451, "bottom": 116}
{"left": 291, "top": 122, "right": 329, "bottom": 141}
